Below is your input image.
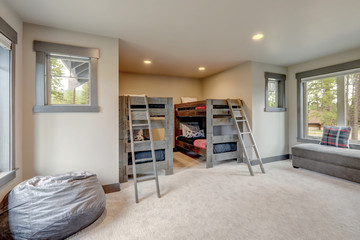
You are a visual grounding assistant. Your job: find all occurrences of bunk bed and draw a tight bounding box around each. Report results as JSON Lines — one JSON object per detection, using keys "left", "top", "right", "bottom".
{"left": 175, "top": 99, "right": 244, "bottom": 168}
{"left": 119, "top": 96, "right": 174, "bottom": 183}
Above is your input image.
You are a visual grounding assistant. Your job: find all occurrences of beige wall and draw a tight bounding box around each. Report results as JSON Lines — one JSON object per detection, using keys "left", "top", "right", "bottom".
{"left": 202, "top": 61, "right": 289, "bottom": 158}
{"left": 22, "top": 23, "right": 119, "bottom": 185}
{"left": 288, "top": 47, "right": 360, "bottom": 153}
{"left": 119, "top": 72, "right": 203, "bottom": 141}
{"left": 202, "top": 62, "right": 253, "bottom": 123}
{"left": 0, "top": 1, "right": 23, "bottom": 199}
{"left": 252, "top": 62, "right": 288, "bottom": 158}
{"left": 119, "top": 72, "right": 203, "bottom": 104}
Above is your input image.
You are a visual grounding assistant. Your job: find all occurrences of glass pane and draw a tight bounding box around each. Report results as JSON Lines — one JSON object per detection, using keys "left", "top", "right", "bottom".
{"left": 305, "top": 78, "right": 338, "bottom": 138}
{"left": 70, "top": 61, "right": 89, "bottom": 78}
{"left": 0, "top": 45, "right": 10, "bottom": 172}
{"left": 50, "top": 58, "right": 70, "bottom": 77}
{"left": 345, "top": 74, "right": 360, "bottom": 143}
{"left": 268, "top": 79, "right": 278, "bottom": 108}
{"left": 49, "top": 55, "right": 90, "bottom": 105}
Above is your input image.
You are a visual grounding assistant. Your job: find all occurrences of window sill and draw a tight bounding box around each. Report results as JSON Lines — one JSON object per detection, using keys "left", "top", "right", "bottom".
{"left": 0, "top": 170, "right": 16, "bottom": 188}
{"left": 297, "top": 137, "right": 360, "bottom": 150}
{"left": 33, "top": 105, "right": 100, "bottom": 113}
{"left": 264, "top": 107, "right": 286, "bottom": 112}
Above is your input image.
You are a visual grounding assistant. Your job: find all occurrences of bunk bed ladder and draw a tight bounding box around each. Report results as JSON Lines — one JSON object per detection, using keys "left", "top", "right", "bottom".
{"left": 227, "top": 99, "right": 265, "bottom": 176}
{"left": 128, "top": 95, "right": 161, "bottom": 203}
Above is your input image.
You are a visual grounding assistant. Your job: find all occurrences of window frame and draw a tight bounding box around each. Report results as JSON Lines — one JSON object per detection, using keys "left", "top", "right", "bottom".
{"left": 0, "top": 17, "right": 17, "bottom": 188}
{"left": 33, "top": 41, "right": 100, "bottom": 113}
{"left": 264, "top": 72, "right": 286, "bottom": 112}
{"left": 296, "top": 59, "right": 360, "bottom": 150}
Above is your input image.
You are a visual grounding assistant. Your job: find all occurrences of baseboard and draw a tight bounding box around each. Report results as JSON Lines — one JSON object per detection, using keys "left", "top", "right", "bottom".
{"left": 102, "top": 183, "right": 120, "bottom": 194}
{"left": 251, "top": 154, "right": 290, "bottom": 166}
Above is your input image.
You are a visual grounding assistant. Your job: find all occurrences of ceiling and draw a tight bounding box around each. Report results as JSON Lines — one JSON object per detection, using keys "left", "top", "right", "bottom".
{"left": 4, "top": 0, "right": 360, "bottom": 78}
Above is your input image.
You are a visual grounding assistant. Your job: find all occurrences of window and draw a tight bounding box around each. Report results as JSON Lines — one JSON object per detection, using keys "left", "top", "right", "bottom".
{"left": 33, "top": 41, "right": 100, "bottom": 113}
{"left": 0, "top": 17, "right": 17, "bottom": 188}
{"left": 297, "top": 60, "right": 360, "bottom": 147}
{"left": 47, "top": 54, "right": 90, "bottom": 105}
{"left": 264, "top": 72, "right": 286, "bottom": 112}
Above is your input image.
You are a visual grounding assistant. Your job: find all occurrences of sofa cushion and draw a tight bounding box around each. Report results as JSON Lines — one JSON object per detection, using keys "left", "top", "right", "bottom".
{"left": 292, "top": 143, "right": 360, "bottom": 170}
{"left": 320, "top": 125, "right": 351, "bottom": 148}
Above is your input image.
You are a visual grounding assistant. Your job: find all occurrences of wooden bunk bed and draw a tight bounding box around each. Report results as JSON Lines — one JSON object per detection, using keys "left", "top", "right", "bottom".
{"left": 119, "top": 96, "right": 174, "bottom": 183}
{"left": 175, "top": 99, "right": 244, "bottom": 168}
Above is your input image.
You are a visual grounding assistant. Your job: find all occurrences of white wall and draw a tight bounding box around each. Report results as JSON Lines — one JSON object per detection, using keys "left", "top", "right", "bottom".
{"left": 252, "top": 62, "right": 288, "bottom": 158}
{"left": 22, "top": 23, "right": 119, "bottom": 185}
{"left": 202, "top": 61, "right": 289, "bottom": 158}
{"left": 0, "top": 1, "right": 23, "bottom": 199}
{"left": 119, "top": 72, "right": 203, "bottom": 104}
{"left": 120, "top": 72, "right": 203, "bottom": 141}
{"left": 288, "top": 47, "right": 360, "bottom": 152}
{"left": 202, "top": 62, "right": 253, "bottom": 123}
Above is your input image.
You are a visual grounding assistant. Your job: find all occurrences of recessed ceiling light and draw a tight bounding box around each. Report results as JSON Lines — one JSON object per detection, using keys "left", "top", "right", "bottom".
{"left": 144, "top": 60, "right": 152, "bottom": 64}
{"left": 198, "top": 67, "right": 206, "bottom": 71}
{"left": 252, "top": 33, "right": 264, "bottom": 40}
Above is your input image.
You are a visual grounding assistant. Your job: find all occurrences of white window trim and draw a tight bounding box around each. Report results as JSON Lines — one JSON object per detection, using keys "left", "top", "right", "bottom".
{"left": 0, "top": 16, "right": 17, "bottom": 188}
{"left": 264, "top": 72, "right": 286, "bottom": 112}
{"left": 296, "top": 59, "right": 360, "bottom": 150}
{"left": 33, "top": 41, "right": 100, "bottom": 113}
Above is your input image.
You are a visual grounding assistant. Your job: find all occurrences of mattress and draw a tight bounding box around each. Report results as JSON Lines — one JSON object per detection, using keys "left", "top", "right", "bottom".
{"left": 177, "top": 136, "right": 205, "bottom": 145}
{"left": 131, "top": 104, "right": 164, "bottom": 109}
{"left": 128, "top": 150, "right": 165, "bottom": 165}
{"left": 177, "top": 136, "right": 237, "bottom": 153}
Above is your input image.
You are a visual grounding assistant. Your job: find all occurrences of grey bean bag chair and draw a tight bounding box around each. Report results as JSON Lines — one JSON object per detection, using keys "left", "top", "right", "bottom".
{"left": 7, "top": 171, "right": 106, "bottom": 240}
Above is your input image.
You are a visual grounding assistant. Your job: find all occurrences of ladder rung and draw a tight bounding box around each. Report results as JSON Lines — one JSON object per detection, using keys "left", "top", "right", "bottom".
{"left": 136, "top": 176, "right": 156, "bottom": 182}
{"left": 236, "top": 119, "right": 246, "bottom": 122}
{"left": 131, "top": 108, "right": 147, "bottom": 111}
{"left": 132, "top": 123, "right": 149, "bottom": 127}
{"left": 134, "top": 140, "right": 151, "bottom": 144}
{"left": 240, "top": 132, "right": 251, "bottom": 134}
{"left": 135, "top": 158, "right": 153, "bottom": 163}
{"left": 245, "top": 145, "right": 255, "bottom": 148}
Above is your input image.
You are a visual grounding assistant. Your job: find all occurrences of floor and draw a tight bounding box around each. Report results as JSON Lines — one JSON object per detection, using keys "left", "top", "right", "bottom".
{"left": 69, "top": 152, "right": 360, "bottom": 240}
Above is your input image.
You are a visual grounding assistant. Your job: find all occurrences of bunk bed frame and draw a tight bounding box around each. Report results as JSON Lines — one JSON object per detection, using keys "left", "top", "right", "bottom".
{"left": 119, "top": 96, "right": 174, "bottom": 183}
{"left": 175, "top": 99, "right": 244, "bottom": 168}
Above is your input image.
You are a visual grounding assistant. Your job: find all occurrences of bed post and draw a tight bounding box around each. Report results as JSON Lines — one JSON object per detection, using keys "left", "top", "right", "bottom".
{"left": 119, "top": 96, "right": 128, "bottom": 183}
{"left": 206, "top": 99, "right": 213, "bottom": 168}
{"left": 174, "top": 104, "right": 181, "bottom": 151}
{"left": 237, "top": 124, "right": 244, "bottom": 163}
{"left": 165, "top": 98, "right": 174, "bottom": 175}
{"left": 237, "top": 106, "right": 244, "bottom": 163}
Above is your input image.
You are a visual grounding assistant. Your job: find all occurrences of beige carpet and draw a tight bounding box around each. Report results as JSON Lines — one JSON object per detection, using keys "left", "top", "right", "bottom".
{"left": 69, "top": 152, "right": 360, "bottom": 240}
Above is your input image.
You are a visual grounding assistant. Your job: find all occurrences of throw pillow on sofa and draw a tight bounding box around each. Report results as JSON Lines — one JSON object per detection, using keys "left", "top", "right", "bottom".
{"left": 320, "top": 125, "right": 351, "bottom": 148}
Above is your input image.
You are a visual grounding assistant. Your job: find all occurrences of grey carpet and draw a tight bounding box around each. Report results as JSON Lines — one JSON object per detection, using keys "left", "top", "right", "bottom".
{"left": 69, "top": 152, "right": 360, "bottom": 240}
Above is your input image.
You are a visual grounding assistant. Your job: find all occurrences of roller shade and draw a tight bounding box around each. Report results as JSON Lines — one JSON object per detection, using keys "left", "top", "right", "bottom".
{"left": 0, "top": 32, "right": 11, "bottom": 50}
{"left": 300, "top": 68, "right": 360, "bottom": 82}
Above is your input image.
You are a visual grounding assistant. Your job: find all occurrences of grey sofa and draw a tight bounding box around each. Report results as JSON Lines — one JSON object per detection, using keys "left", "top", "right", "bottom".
{"left": 292, "top": 143, "right": 360, "bottom": 183}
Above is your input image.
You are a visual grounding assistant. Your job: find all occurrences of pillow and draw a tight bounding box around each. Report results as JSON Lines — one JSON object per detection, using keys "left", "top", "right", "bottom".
{"left": 320, "top": 125, "right": 351, "bottom": 148}
{"left": 180, "top": 97, "right": 198, "bottom": 103}
{"left": 133, "top": 129, "right": 144, "bottom": 141}
{"left": 180, "top": 122, "right": 200, "bottom": 136}
{"left": 185, "top": 129, "right": 205, "bottom": 138}
{"left": 180, "top": 122, "right": 205, "bottom": 138}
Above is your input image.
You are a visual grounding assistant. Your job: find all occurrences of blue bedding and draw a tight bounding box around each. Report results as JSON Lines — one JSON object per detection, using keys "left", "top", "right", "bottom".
{"left": 128, "top": 150, "right": 165, "bottom": 165}
{"left": 214, "top": 142, "right": 237, "bottom": 153}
